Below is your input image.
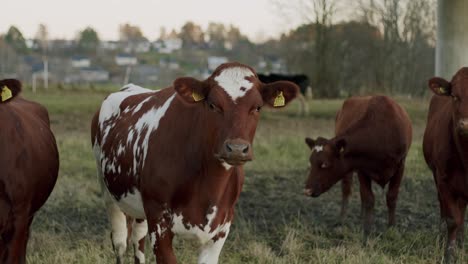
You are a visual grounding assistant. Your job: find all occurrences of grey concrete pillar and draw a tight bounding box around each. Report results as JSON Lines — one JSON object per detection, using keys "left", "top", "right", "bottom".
{"left": 436, "top": 0, "right": 468, "bottom": 79}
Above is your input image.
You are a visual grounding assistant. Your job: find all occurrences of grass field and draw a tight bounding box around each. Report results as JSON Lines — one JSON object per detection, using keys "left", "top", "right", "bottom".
{"left": 21, "top": 86, "right": 467, "bottom": 263}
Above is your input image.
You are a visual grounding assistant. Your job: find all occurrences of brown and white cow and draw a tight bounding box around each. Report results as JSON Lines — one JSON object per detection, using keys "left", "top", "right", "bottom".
{"left": 304, "top": 95, "right": 412, "bottom": 239}
{"left": 91, "top": 62, "right": 299, "bottom": 263}
{"left": 423, "top": 67, "right": 468, "bottom": 262}
{"left": 0, "top": 79, "right": 59, "bottom": 263}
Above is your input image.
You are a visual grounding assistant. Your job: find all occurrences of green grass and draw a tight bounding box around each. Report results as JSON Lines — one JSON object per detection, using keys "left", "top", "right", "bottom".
{"left": 20, "top": 87, "right": 466, "bottom": 263}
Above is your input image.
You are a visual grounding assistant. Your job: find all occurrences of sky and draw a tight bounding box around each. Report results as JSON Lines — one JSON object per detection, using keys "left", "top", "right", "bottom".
{"left": 1, "top": 0, "right": 305, "bottom": 43}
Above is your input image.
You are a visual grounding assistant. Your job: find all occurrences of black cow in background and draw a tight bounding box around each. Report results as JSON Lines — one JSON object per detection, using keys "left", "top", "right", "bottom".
{"left": 259, "top": 73, "right": 310, "bottom": 115}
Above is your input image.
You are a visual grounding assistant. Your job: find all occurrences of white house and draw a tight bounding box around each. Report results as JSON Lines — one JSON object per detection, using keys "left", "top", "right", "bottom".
{"left": 115, "top": 54, "right": 138, "bottom": 66}
{"left": 71, "top": 56, "right": 91, "bottom": 68}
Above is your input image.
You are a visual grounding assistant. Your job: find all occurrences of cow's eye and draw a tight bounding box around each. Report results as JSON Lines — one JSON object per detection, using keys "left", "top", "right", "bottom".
{"left": 208, "top": 102, "right": 223, "bottom": 113}
{"left": 255, "top": 106, "right": 262, "bottom": 112}
{"left": 452, "top": 95, "right": 460, "bottom": 102}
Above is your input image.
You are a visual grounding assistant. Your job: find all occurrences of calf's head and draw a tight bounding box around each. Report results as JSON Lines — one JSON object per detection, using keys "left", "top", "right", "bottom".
{"left": 304, "top": 137, "right": 347, "bottom": 197}
{"left": 429, "top": 67, "right": 468, "bottom": 135}
{"left": 174, "top": 62, "right": 299, "bottom": 167}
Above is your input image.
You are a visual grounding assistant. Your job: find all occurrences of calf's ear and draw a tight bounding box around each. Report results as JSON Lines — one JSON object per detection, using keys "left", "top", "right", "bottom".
{"left": 174, "top": 77, "right": 209, "bottom": 104}
{"left": 428, "top": 77, "right": 451, "bottom": 96}
{"left": 305, "top": 137, "right": 315, "bottom": 149}
{"left": 260, "top": 81, "right": 299, "bottom": 108}
{"left": 0, "top": 79, "right": 22, "bottom": 103}
{"left": 334, "top": 138, "right": 346, "bottom": 155}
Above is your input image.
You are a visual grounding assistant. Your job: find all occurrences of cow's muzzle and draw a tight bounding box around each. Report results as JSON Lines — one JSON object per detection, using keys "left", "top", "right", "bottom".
{"left": 216, "top": 138, "right": 253, "bottom": 166}
{"left": 457, "top": 119, "right": 468, "bottom": 135}
{"left": 303, "top": 188, "right": 321, "bottom": 197}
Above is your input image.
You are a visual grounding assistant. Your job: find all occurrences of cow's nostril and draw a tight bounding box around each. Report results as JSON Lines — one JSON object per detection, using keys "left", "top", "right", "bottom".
{"left": 226, "top": 144, "right": 233, "bottom": 152}
{"left": 242, "top": 145, "right": 249, "bottom": 154}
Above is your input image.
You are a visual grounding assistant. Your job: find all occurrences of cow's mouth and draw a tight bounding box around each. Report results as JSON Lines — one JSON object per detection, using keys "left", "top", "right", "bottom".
{"left": 303, "top": 188, "right": 321, "bottom": 197}
{"left": 216, "top": 155, "right": 252, "bottom": 166}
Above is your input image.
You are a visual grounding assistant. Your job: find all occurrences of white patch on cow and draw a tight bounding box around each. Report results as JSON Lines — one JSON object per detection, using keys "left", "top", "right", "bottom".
{"left": 171, "top": 206, "right": 228, "bottom": 245}
{"left": 131, "top": 94, "right": 176, "bottom": 173}
{"left": 115, "top": 189, "right": 146, "bottom": 219}
{"left": 98, "top": 84, "right": 152, "bottom": 143}
{"left": 150, "top": 231, "right": 156, "bottom": 250}
{"left": 132, "top": 220, "right": 148, "bottom": 263}
{"left": 107, "top": 202, "right": 128, "bottom": 258}
{"left": 313, "top": 145, "right": 324, "bottom": 152}
{"left": 198, "top": 225, "right": 230, "bottom": 264}
{"left": 214, "top": 67, "right": 254, "bottom": 102}
{"left": 221, "top": 162, "right": 232, "bottom": 170}
{"left": 117, "top": 144, "right": 125, "bottom": 156}
{"left": 133, "top": 97, "right": 152, "bottom": 114}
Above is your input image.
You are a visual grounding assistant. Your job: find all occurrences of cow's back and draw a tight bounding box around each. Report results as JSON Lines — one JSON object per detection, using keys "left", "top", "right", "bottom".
{"left": 336, "top": 95, "right": 412, "bottom": 160}
{"left": 0, "top": 97, "right": 59, "bottom": 212}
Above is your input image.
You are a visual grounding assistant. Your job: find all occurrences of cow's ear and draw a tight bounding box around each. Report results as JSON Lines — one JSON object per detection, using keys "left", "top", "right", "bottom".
{"left": 174, "top": 77, "right": 209, "bottom": 104}
{"left": 428, "top": 77, "right": 451, "bottom": 96}
{"left": 305, "top": 137, "right": 315, "bottom": 149}
{"left": 260, "top": 81, "right": 299, "bottom": 108}
{"left": 334, "top": 138, "right": 346, "bottom": 156}
{"left": 0, "top": 79, "right": 22, "bottom": 103}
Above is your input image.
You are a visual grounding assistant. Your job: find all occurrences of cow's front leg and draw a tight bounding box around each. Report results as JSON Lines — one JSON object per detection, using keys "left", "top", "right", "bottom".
{"left": 147, "top": 208, "right": 176, "bottom": 264}
{"left": 358, "top": 173, "right": 374, "bottom": 243}
{"left": 198, "top": 226, "right": 230, "bottom": 264}
{"left": 132, "top": 219, "right": 148, "bottom": 264}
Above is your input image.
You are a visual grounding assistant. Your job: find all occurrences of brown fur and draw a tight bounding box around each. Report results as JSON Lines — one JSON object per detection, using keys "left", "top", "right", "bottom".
{"left": 0, "top": 79, "right": 59, "bottom": 264}
{"left": 423, "top": 67, "right": 468, "bottom": 261}
{"left": 304, "top": 95, "right": 412, "bottom": 239}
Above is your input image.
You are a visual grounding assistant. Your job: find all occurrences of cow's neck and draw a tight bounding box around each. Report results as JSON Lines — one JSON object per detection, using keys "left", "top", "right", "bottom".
{"left": 177, "top": 100, "right": 244, "bottom": 208}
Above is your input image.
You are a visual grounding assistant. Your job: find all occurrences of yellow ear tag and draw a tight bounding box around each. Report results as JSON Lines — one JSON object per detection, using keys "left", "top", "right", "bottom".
{"left": 1, "top": 86, "right": 13, "bottom": 102}
{"left": 273, "top": 91, "right": 285, "bottom": 107}
{"left": 192, "top": 91, "right": 204, "bottom": 102}
{"left": 438, "top": 87, "right": 446, "bottom": 94}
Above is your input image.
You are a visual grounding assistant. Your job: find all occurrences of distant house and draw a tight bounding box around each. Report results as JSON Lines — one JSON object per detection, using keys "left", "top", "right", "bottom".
{"left": 101, "top": 41, "right": 120, "bottom": 51}
{"left": 159, "top": 58, "right": 180, "bottom": 70}
{"left": 71, "top": 56, "right": 91, "bottom": 68}
{"left": 154, "top": 37, "right": 183, "bottom": 54}
{"left": 207, "top": 56, "right": 228, "bottom": 71}
{"left": 65, "top": 67, "right": 109, "bottom": 83}
{"left": 123, "top": 40, "right": 152, "bottom": 53}
{"left": 115, "top": 54, "right": 138, "bottom": 66}
{"left": 131, "top": 65, "right": 160, "bottom": 84}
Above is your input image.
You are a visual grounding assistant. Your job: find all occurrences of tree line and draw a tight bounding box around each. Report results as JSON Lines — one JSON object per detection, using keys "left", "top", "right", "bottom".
{"left": 0, "top": 0, "right": 436, "bottom": 97}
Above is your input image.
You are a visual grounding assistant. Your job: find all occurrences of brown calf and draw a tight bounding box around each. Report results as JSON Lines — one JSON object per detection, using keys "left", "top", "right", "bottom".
{"left": 423, "top": 67, "right": 468, "bottom": 262}
{"left": 304, "top": 95, "right": 412, "bottom": 239}
{"left": 91, "top": 62, "right": 299, "bottom": 263}
{"left": 0, "top": 79, "right": 59, "bottom": 263}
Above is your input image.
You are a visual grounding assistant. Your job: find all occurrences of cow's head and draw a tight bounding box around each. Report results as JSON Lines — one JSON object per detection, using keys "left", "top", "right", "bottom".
{"left": 0, "top": 79, "right": 22, "bottom": 103}
{"left": 174, "top": 62, "right": 299, "bottom": 167}
{"left": 303, "top": 137, "right": 347, "bottom": 197}
{"left": 429, "top": 67, "right": 468, "bottom": 135}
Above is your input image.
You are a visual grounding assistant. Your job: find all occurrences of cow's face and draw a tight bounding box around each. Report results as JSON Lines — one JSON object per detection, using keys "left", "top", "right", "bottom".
{"left": 429, "top": 67, "right": 468, "bottom": 135}
{"left": 174, "top": 62, "right": 299, "bottom": 167}
{"left": 303, "top": 137, "right": 347, "bottom": 197}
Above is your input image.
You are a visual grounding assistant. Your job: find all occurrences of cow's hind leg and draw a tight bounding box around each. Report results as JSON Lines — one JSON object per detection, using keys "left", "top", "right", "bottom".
{"left": 198, "top": 227, "right": 230, "bottom": 264}
{"left": 131, "top": 219, "right": 148, "bottom": 264}
{"left": 340, "top": 173, "right": 353, "bottom": 223}
{"left": 386, "top": 162, "right": 404, "bottom": 227}
{"left": 4, "top": 210, "right": 32, "bottom": 264}
{"left": 107, "top": 202, "right": 128, "bottom": 264}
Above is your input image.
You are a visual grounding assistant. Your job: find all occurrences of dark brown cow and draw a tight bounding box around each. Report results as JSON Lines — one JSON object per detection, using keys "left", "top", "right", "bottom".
{"left": 0, "top": 79, "right": 59, "bottom": 263}
{"left": 304, "top": 95, "right": 412, "bottom": 239}
{"left": 423, "top": 67, "right": 468, "bottom": 262}
{"left": 91, "top": 62, "right": 299, "bottom": 263}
